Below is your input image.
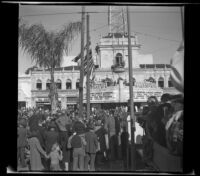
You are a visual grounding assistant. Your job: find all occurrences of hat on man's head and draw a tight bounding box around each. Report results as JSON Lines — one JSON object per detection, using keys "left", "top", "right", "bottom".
{"left": 74, "top": 121, "right": 85, "bottom": 134}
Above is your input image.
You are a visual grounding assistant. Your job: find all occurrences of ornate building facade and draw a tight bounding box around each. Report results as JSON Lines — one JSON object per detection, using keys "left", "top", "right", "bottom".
{"left": 18, "top": 6, "right": 179, "bottom": 109}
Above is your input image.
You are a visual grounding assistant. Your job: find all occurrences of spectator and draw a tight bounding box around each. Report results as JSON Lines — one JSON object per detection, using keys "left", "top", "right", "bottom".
{"left": 17, "top": 118, "right": 28, "bottom": 168}
{"left": 68, "top": 121, "right": 86, "bottom": 171}
{"left": 44, "top": 122, "right": 59, "bottom": 170}
{"left": 46, "top": 142, "right": 63, "bottom": 171}
{"left": 28, "top": 130, "right": 48, "bottom": 171}
{"left": 84, "top": 123, "right": 98, "bottom": 171}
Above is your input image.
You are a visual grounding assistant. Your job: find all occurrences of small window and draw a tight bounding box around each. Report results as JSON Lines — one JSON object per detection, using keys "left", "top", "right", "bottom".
{"left": 158, "top": 77, "right": 164, "bottom": 88}
{"left": 36, "top": 79, "right": 42, "bottom": 90}
{"left": 115, "top": 53, "right": 123, "bottom": 66}
{"left": 66, "top": 79, "right": 72, "bottom": 90}
{"left": 56, "top": 79, "right": 62, "bottom": 90}
{"left": 168, "top": 77, "right": 173, "bottom": 87}
{"left": 46, "top": 79, "right": 51, "bottom": 90}
{"left": 76, "top": 79, "right": 80, "bottom": 90}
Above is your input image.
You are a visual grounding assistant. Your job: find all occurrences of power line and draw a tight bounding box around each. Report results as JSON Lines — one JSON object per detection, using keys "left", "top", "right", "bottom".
{"left": 20, "top": 10, "right": 180, "bottom": 17}
{"left": 134, "top": 31, "right": 180, "bottom": 43}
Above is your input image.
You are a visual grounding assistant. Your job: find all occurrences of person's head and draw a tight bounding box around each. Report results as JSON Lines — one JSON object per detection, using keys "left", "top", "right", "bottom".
{"left": 147, "top": 96, "right": 158, "bottom": 107}
{"left": 51, "top": 143, "right": 60, "bottom": 152}
{"left": 161, "top": 93, "right": 171, "bottom": 103}
{"left": 171, "top": 98, "right": 183, "bottom": 112}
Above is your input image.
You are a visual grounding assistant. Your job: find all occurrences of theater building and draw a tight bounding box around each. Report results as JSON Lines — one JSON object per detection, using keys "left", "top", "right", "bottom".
{"left": 19, "top": 7, "right": 179, "bottom": 110}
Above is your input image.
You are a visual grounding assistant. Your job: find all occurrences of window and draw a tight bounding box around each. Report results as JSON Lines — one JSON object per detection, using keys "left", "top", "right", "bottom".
{"left": 115, "top": 53, "right": 123, "bottom": 66}
{"left": 46, "top": 79, "right": 51, "bottom": 90}
{"left": 76, "top": 79, "right": 80, "bottom": 90}
{"left": 56, "top": 79, "right": 62, "bottom": 90}
{"left": 168, "top": 77, "right": 173, "bottom": 87}
{"left": 66, "top": 79, "right": 72, "bottom": 89}
{"left": 158, "top": 77, "right": 164, "bottom": 88}
{"left": 36, "top": 79, "right": 42, "bottom": 90}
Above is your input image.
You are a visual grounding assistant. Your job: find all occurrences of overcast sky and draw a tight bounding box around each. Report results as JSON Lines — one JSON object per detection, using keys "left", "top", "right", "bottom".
{"left": 18, "top": 5, "right": 183, "bottom": 73}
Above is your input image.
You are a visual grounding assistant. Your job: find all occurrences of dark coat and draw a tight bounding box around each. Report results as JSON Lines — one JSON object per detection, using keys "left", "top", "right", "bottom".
{"left": 85, "top": 131, "right": 98, "bottom": 154}
{"left": 44, "top": 130, "right": 59, "bottom": 154}
{"left": 37, "top": 126, "right": 46, "bottom": 149}
{"left": 95, "top": 127, "right": 107, "bottom": 152}
{"left": 71, "top": 135, "right": 82, "bottom": 148}
{"left": 17, "top": 126, "right": 27, "bottom": 147}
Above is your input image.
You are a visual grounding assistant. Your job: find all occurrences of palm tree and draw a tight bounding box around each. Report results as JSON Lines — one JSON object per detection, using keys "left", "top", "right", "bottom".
{"left": 19, "top": 18, "right": 81, "bottom": 113}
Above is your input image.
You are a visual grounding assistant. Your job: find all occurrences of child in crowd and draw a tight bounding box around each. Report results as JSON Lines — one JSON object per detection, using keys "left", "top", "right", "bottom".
{"left": 46, "top": 143, "right": 63, "bottom": 171}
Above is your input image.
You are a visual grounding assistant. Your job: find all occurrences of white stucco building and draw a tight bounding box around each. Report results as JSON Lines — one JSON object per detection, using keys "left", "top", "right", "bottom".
{"left": 18, "top": 6, "right": 180, "bottom": 109}
{"left": 18, "top": 73, "right": 32, "bottom": 108}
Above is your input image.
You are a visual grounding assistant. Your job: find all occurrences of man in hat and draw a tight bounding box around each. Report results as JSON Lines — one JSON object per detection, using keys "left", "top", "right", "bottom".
{"left": 84, "top": 123, "right": 98, "bottom": 171}
{"left": 68, "top": 122, "right": 86, "bottom": 171}
{"left": 55, "top": 113, "right": 71, "bottom": 171}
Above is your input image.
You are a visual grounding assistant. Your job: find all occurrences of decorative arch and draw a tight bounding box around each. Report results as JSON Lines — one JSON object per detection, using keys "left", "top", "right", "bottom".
{"left": 158, "top": 77, "right": 164, "bottom": 88}
{"left": 56, "top": 79, "right": 62, "bottom": 90}
{"left": 76, "top": 79, "right": 80, "bottom": 90}
{"left": 36, "top": 79, "right": 42, "bottom": 90}
{"left": 115, "top": 53, "right": 124, "bottom": 67}
{"left": 168, "top": 76, "right": 173, "bottom": 87}
{"left": 66, "top": 79, "right": 72, "bottom": 90}
{"left": 46, "top": 79, "right": 51, "bottom": 90}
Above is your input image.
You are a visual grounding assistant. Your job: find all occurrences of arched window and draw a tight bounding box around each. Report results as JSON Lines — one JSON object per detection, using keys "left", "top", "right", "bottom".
{"left": 115, "top": 53, "right": 123, "bottom": 66}
{"left": 66, "top": 79, "right": 72, "bottom": 90}
{"left": 158, "top": 77, "right": 164, "bottom": 88}
{"left": 36, "top": 79, "right": 42, "bottom": 90}
{"left": 56, "top": 79, "right": 62, "bottom": 90}
{"left": 76, "top": 79, "right": 80, "bottom": 90}
{"left": 168, "top": 77, "right": 173, "bottom": 87}
{"left": 46, "top": 79, "right": 51, "bottom": 90}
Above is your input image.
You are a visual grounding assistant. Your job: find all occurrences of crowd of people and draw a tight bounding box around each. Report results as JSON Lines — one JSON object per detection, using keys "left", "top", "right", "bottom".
{"left": 17, "top": 93, "right": 184, "bottom": 172}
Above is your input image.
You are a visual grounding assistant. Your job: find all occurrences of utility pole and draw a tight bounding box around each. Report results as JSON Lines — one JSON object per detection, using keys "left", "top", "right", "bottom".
{"left": 79, "top": 6, "right": 85, "bottom": 118}
{"left": 127, "top": 6, "right": 136, "bottom": 171}
{"left": 86, "top": 13, "right": 90, "bottom": 119}
{"left": 181, "top": 6, "right": 184, "bottom": 42}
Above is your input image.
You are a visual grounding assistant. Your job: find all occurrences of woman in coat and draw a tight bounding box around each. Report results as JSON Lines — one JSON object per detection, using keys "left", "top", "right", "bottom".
{"left": 28, "top": 130, "right": 47, "bottom": 171}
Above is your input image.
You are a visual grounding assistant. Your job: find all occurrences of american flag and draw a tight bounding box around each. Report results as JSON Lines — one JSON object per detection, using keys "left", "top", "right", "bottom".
{"left": 72, "top": 41, "right": 95, "bottom": 77}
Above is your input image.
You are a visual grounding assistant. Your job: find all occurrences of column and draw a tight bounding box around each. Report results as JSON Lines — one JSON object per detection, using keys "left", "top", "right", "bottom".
{"left": 61, "top": 79, "right": 65, "bottom": 90}
{"left": 42, "top": 79, "right": 46, "bottom": 90}
{"left": 72, "top": 78, "right": 76, "bottom": 90}
{"left": 31, "top": 97, "right": 36, "bottom": 108}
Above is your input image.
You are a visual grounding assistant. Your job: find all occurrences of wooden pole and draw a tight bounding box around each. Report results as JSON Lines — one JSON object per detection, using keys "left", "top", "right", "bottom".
{"left": 127, "top": 6, "right": 136, "bottom": 171}
{"left": 86, "top": 13, "right": 90, "bottom": 119}
{"left": 79, "top": 6, "right": 85, "bottom": 118}
{"left": 181, "top": 6, "right": 184, "bottom": 42}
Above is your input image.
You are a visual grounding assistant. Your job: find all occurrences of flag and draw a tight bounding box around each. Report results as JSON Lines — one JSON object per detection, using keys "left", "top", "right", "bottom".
{"left": 83, "top": 50, "right": 94, "bottom": 76}
{"left": 170, "top": 41, "right": 184, "bottom": 93}
{"left": 72, "top": 40, "right": 95, "bottom": 78}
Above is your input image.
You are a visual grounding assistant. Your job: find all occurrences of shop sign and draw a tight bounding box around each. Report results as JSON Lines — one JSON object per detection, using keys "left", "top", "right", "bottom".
{"left": 83, "top": 91, "right": 115, "bottom": 102}
{"left": 90, "top": 81, "right": 107, "bottom": 89}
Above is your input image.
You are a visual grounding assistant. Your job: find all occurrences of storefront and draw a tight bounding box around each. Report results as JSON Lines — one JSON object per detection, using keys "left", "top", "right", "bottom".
{"left": 35, "top": 97, "right": 61, "bottom": 110}
{"left": 83, "top": 80, "right": 163, "bottom": 110}
{"left": 18, "top": 88, "right": 31, "bottom": 108}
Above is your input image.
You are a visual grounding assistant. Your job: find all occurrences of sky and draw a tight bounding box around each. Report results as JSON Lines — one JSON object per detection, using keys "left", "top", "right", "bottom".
{"left": 18, "top": 5, "right": 183, "bottom": 74}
